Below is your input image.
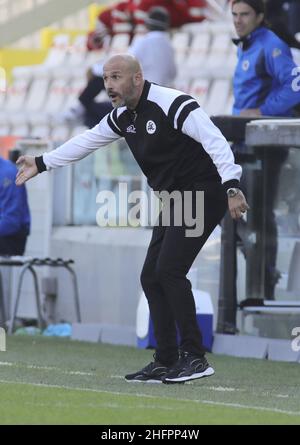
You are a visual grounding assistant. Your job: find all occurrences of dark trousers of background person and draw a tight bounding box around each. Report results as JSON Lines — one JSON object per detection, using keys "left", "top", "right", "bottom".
{"left": 239, "top": 146, "right": 288, "bottom": 299}
{"left": 79, "top": 75, "right": 113, "bottom": 128}
{"left": 140, "top": 181, "right": 227, "bottom": 366}
{"left": 219, "top": 145, "right": 288, "bottom": 332}
{"left": 0, "top": 230, "right": 28, "bottom": 256}
{"left": 262, "top": 148, "right": 289, "bottom": 299}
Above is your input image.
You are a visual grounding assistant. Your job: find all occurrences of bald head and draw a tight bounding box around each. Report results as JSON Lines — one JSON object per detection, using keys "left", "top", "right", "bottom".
{"left": 104, "top": 54, "right": 143, "bottom": 76}
{"left": 103, "top": 54, "right": 145, "bottom": 110}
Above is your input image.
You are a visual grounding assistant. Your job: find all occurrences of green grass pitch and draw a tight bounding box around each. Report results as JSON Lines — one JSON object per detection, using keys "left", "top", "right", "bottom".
{"left": 0, "top": 335, "right": 299, "bottom": 425}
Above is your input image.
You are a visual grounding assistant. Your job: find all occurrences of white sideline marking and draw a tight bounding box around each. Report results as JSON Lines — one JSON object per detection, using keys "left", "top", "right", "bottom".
{"left": 0, "top": 361, "right": 93, "bottom": 376}
{"left": 207, "top": 386, "right": 236, "bottom": 392}
{"left": 0, "top": 378, "right": 299, "bottom": 417}
{"left": 201, "top": 400, "right": 298, "bottom": 416}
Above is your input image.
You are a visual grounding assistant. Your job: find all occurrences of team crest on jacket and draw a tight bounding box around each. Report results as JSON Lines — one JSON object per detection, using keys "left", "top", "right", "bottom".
{"left": 272, "top": 48, "right": 282, "bottom": 58}
{"left": 242, "top": 60, "right": 250, "bottom": 71}
{"left": 126, "top": 124, "right": 136, "bottom": 133}
{"left": 146, "top": 120, "right": 156, "bottom": 134}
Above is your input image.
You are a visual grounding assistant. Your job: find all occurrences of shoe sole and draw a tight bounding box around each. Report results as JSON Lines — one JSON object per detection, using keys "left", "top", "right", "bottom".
{"left": 125, "top": 378, "right": 163, "bottom": 384}
{"left": 163, "top": 367, "right": 215, "bottom": 384}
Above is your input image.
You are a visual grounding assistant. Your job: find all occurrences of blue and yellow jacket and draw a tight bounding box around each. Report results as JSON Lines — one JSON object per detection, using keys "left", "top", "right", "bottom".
{"left": 0, "top": 157, "right": 30, "bottom": 237}
{"left": 233, "top": 26, "right": 300, "bottom": 116}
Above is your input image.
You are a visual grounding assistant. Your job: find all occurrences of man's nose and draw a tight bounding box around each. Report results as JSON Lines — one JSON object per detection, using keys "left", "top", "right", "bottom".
{"left": 104, "top": 78, "right": 111, "bottom": 89}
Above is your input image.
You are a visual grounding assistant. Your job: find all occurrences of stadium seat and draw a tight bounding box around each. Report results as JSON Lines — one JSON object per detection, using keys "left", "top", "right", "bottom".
{"left": 12, "top": 34, "right": 70, "bottom": 79}
{"left": 0, "top": 121, "right": 11, "bottom": 136}
{"left": 184, "top": 32, "right": 210, "bottom": 76}
{"left": 11, "top": 123, "right": 30, "bottom": 137}
{"left": 30, "top": 124, "right": 51, "bottom": 139}
{"left": 0, "top": 87, "right": 6, "bottom": 109}
{"left": 173, "top": 78, "right": 191, "bottom": 94}
{"left": 45, "top": 78, "right": 69, "bottom": 116}
{"left": 5, "top": 78, "right": 29, "bottom": 113}
{"left": 204, "top": 78, "right": 231, "bottom": 116}
{"left": 224, "top": 92, "right": 234, "bottom": 115}
{"left": 190, "top": 78, "right": 210, "bottom": 107}
{"left": 26, "top": 78, "right": 50, "bottom": 113}
{"left": 66, "top": 35, "right": 87, "bottom": 68}
{"left": 51, "top": 124, "right": 70, "bottom": 142}
{"left": 60, "top": 77, "right": 86, "bottom": 114}
{"left": 107, "top": 33, "right": 130, "bottom": 56}
{"left": 206, "top": 33, "right": 231, "bottom": 74}
{"left": 71, "top": 125, "right": 88, "bottom": 137}
{"left": 172, "top": 31, "right": 190, "bottom": 66}
{"left": 84, "top": 49, "right": 107, "bottom": 71}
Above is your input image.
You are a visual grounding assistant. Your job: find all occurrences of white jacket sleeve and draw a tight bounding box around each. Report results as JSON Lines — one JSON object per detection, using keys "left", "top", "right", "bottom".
{"left": 43, "top": 114, "right": 121, "bottom": 170}
{"left": 181, "top": 107, "right": 242, "bottom": 184}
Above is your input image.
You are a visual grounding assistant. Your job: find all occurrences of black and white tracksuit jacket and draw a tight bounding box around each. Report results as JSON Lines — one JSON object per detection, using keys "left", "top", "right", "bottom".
{"left": 36, "top": 81, "right": 242, "bottom": 192}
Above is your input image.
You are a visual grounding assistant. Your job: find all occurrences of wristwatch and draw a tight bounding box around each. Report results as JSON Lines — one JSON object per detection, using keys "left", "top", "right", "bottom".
{"left": 226, "top": 187, "right": 240, "bottom": 198}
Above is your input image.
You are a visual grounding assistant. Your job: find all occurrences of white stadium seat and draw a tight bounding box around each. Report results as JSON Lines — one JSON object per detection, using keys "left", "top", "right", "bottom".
{"left": 108, "top": 33, "right": 130, "bottom": 56}
{"left": 70, "top": 125, "right": 88, "bottom": 137}
{"left": 25, "top": 78, "right": 50, "bottom": 113}
{"left": 45, "top": 78, "right": 69, "bottom": 115}
{"left": 5, "top": 78, "right": 29, "bottom": 112}
{"left": 61, "top": 77, "right": 86, "bottom": 113}
{"left": 11, "top": 123, "right": 30, "bottom": 137}
{"left": 206, "top": 33, "right": 232, "bottom": 74}
{"left": 173, "top": 78, "right": 191, "bottom": 95}
{"left": 204, "top": 79, "right": 231, "bottom": 116}
{"left": 184, "top": 32, "right": 210, "bottom": 75}
{"left": 0, "top": 122, "right": 11, "bottom": 136}
{"left": 30, "top": 124, "right": 51, "bottom": 139}
{"left": 190, "top": 78, "right": 210, "bottom": 107}
{"left": 172, "top": 32, "right": 190, "bottom": 66}
{"left": 51, "top": 124, "right": 70, "bottom": 142}
{"left": 67, "top": 35, "right": 87, "bottom": 67}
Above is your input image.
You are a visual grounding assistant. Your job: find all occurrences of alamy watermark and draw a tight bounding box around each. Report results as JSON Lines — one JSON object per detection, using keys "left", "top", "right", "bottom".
{"left": 96, "top": 182, "right": 205, "bottom": 237}
{"left": 291, "top": 327, "right": 300, "bottom": 352}
{"left": 0, "top": 327, "right": 6, "bottom": 352}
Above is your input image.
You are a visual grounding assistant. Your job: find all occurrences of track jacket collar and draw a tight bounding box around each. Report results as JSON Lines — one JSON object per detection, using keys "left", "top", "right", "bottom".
{"left": 130, "top": 80, "right": 151, "bottom": 114}
{"left": 232, "top": 26, "right": 266, "bottom": 51}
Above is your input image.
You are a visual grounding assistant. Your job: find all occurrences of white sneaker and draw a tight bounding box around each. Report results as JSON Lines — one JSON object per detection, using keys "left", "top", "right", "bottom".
{"left": 55, "top": 102, "right": 85, "bottom": 125}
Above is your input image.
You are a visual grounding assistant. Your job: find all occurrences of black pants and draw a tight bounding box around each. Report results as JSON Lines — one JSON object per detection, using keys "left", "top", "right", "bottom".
{"left": 140, "top": 181, "right": 227, "bottom": 365}
{"left": 79, "top": 75, "right": 113, "bottom": 128}
{"left": 0, "top": 233, "right": 28, "bottom": 256}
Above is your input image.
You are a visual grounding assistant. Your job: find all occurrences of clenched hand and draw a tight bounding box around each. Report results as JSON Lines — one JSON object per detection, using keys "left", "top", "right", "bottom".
{"left": 228, "top": 190, "right": 250, "bottom": 220}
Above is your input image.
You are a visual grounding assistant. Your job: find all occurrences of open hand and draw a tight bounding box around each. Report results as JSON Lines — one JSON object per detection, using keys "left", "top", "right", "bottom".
{"left": 15, "top": 155, "right": 38, "bottom": 186}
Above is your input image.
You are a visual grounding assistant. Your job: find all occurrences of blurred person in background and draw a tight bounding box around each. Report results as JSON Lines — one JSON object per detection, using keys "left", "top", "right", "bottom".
{"left": 264, "top": 0, "right": 300, "bottom": 65}
{"left": 87, "top": 0, "right": 225, "bottom": 51}
{"left": 64, "top": 7, "right": 176, "bottom": 128}
{"left": 0, "top": 155, "right": 30, "bottom": 255}
{"left": 264, "top": 0, "right": 300, "bottom": 37}
{"left": 230, "top": 0, "right": 300, "bottom": 303}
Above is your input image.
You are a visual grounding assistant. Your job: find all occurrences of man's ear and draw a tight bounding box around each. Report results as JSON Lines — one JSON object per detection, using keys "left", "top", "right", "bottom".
{"left": 257, "top": 12, "right": 264, "bottom": 26}
{"left": 134, "top": 71, "right": 143, "bottom": 86}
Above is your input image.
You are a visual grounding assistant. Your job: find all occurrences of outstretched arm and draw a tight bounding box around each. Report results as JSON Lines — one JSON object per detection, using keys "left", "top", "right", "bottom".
{"left": 15, "top": 110, "right": 122, "bottom": 186}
